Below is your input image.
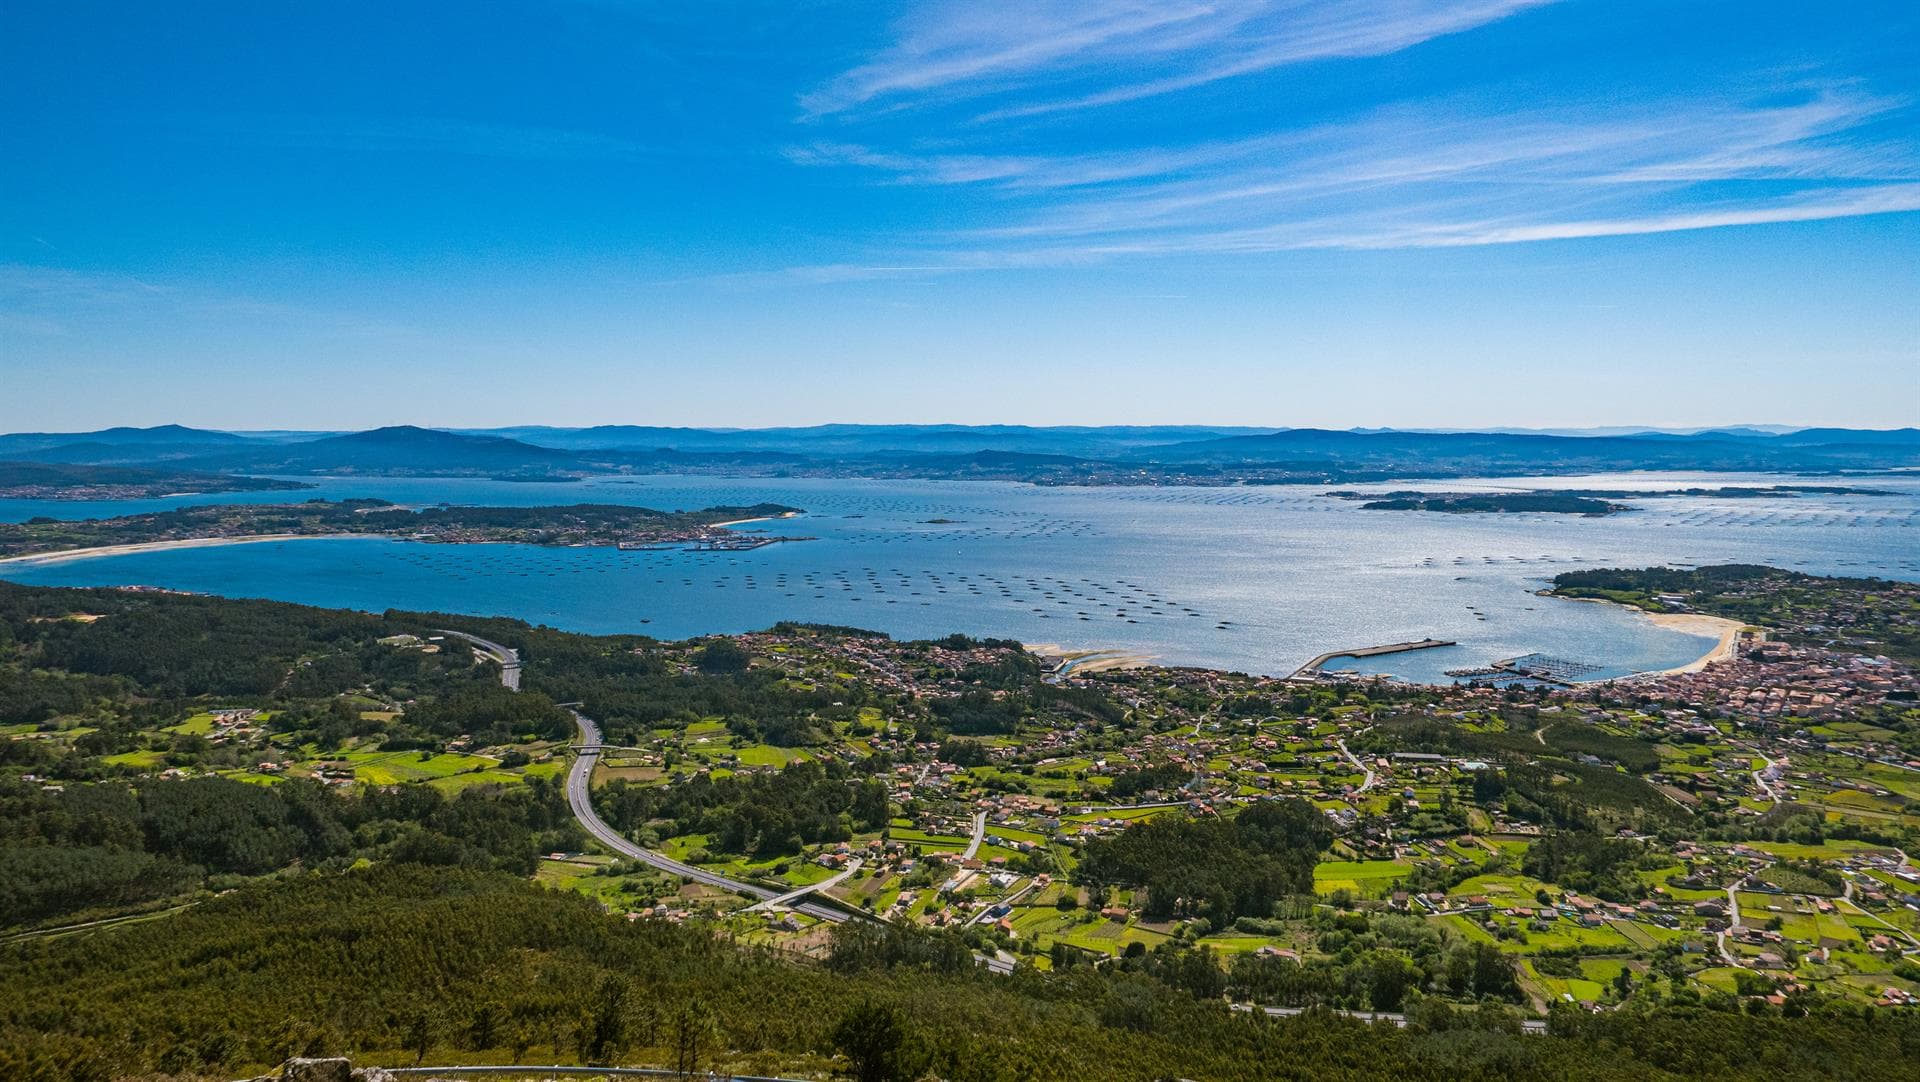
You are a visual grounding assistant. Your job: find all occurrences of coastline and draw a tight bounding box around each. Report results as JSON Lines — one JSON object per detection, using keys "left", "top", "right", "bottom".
{"left": 0, "top": 534, "right": 378, "bottom": 568}
{"left": 707, "top": 510, "right": 802, "bottom": 529}
{"left": 1545, "top": 592, "right": 1747, "bottom": 677}
{"left": 1025, "top": 642, "right": 1158, "bottom": 675}
{"left": 1634, "top": 609, "right": 1748, "bottom": 675}
{"left": 0, "top": 518, "right": 809, "bottom": 569}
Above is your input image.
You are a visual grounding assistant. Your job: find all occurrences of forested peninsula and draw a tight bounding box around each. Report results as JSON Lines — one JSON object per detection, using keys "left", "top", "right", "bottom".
{"left": 0, "top": 500, "right": 802, "bottom": 560}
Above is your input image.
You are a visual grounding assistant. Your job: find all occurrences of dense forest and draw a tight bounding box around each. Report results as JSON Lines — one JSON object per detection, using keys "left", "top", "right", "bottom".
{"left": 0, "top": 773, "right": 581, "bottom": 926}
{"left": 5, "top": 864, "right": 1919, "bottom": 1082}
{"left": 594, "top": 760, "right": 892, "bottom": 860}
{"left": 1075, "top": 799, "right": 1334, "bottom": 922}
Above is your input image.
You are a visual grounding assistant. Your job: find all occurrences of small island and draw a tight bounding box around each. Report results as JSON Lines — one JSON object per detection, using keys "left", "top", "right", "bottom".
{"left": 0, "top": 499, "right": 805, "bottom": 561}
{"left": 1338, "top": 491, "right": 1627, "bottom": 515}
{"left": 1331, "top": 484, "right": 1896, "bottom": 516}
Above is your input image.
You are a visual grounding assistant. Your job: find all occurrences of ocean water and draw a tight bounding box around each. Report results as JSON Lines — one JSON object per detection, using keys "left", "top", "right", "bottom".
{"left": 3, "top": 473, "right": 1915, "bottom": 681}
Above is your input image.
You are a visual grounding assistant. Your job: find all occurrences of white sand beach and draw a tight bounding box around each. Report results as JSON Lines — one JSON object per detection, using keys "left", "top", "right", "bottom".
{"left": 0, "top": 534, "right": 371, "bottom": 567}
{"left": 1636, "top": 610, "right": 1748, "bottom": 674}
{"left": 1025, "top": 642, "right": 1158, "bottom": 674}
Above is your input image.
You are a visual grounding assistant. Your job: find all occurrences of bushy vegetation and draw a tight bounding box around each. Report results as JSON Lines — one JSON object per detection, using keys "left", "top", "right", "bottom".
{"left": 0, "top": 774, "right": 581, "bottom": 926}
{"left": 1521, "top": 831, "right": 1648, "bottom": 900}
{"left": 1104, "top": 761, "right": 1193, "bottom": 800}
{"left": 1228, "top": 910, "right": 1520, "bottom": 1009}
{"left": 1076, "top": 799, "right": 1333, "bottom": 922}
{"left": 1356, "top": 716, "right": 1686, "bottom": 833}
{"left": 595, "top": 760, "right": 890, "bottom": 860}
{"left": 4, "top": 865, "right": 1919, "bottom": 1082}
{"left": 1554, "top": 565, "right": 1920, "bottom": 664}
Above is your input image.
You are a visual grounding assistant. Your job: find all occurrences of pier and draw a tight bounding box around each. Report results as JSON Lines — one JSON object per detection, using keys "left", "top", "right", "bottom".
{"left": 1288, "top": 638, "right": 1456, "bottom": 681}
{"left": 1489, "top": 653, "right": 1602, "bottom": 685}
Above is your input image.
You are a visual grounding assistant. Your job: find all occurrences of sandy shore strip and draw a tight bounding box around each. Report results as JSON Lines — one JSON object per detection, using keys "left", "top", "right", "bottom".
{"left": 1635, "top": 610, "right": 1749, "bottom": 675}
{"left": 708, "top": 511, "right": 802, "bottom": 529}
{"left": 1547, "top": 592, "right": 1749, "bottom": 677}
{"left": 1025, "top": 642, "right": 1159, "bottom": 675}
{"left": 0, "top": 534, "right": 378, "bottom": 567}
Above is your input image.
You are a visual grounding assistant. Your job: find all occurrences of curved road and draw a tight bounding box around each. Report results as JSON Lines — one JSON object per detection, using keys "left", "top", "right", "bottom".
{"left": 1335, "top": 737, "right": 1376, "bottom": 794}
{"left": 438, "top": 625, "right": 857, "bottom": 925}
{"left": 435, "top": 628, "right": 521, "bottom": 690}
{"left": 1717, "top": 875, "right": 1747, "bottom": 965}
{"left": 566, "top": 711, "right": 858, "bottom": 924}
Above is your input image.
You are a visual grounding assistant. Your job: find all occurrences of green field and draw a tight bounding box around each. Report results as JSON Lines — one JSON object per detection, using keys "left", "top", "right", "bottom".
{"left": 339, "top": 749, "right": 502, "bottom": 785}
{"left": 1312, "top": 858, "right": 1411, "bottom": 896}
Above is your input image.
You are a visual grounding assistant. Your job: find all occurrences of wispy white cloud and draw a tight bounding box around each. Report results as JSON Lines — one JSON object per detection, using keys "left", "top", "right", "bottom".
{"left": 801, "top": 0, "right": 1557, "bottom": 119}
{"left": 778, "top": 83, "right": 1919, "bottom": 271}
{"left": 1347, "top": 183, "right": 1920, "bottom": 248}
{"left": 776, "top": 3, "right": 1920, "bottom": 276}
{"left": 737, "top": 179, "right": 1920, "bottom": 283}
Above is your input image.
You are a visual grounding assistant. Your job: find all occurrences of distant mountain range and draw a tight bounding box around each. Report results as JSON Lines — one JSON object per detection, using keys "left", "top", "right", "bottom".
{"left": 0, "top": 423, "right": 1914, "bottom": 486}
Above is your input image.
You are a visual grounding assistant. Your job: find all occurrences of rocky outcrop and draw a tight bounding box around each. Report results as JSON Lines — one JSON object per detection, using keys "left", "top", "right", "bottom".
{"left": 243, "top": 1058, "right": 395, "bottom": 1082}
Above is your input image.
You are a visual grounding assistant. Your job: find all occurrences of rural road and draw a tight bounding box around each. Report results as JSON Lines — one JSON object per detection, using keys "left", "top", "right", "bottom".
{"left": 1335, "top": 737, "right": 1376, "bottom": 794}
{"left": 1734, "top": 741, "right": 1783, "bottom": 804}
{"left": 1842, "top": 868, "right": 1920, "bottom": 953}
{"left": 968, "top": 879, "right": 1039, "bottom": 926}
{"left": 748, "top": 858, "right": 863, "bottom": 913}
{"left": 1717, "top": 875, "right": 1747, "bottom": 965}
{"left": 960, "top": 810, "right": 987, "bottom": 860}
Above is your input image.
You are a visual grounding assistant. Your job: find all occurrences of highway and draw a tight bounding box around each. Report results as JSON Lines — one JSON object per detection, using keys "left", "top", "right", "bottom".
{"left": 437, "top": 624, "right": 857, "bottom": 925}
{"left": 566, "top": 711, "right": 858, "bottom": 924}
{"left": 435, "top": 628, "right": 522, "bottom": 690}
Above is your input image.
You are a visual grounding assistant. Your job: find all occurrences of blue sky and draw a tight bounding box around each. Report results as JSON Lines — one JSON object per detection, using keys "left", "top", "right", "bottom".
{"left": 2, "top": 0, "right": 1916, "bottom": 431}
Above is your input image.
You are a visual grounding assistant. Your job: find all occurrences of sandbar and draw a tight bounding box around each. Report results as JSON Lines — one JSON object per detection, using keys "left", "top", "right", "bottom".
{"left": 0, "top": 534, "right": 377, "bottom": 567}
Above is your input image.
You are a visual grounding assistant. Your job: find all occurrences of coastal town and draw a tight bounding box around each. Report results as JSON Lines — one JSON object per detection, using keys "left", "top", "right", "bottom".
{"left": 490, "top": 569, "right": 1920, "bottom": 1013}
{"left": 6, "top": 562, "right": 1918, "bottom": 1042}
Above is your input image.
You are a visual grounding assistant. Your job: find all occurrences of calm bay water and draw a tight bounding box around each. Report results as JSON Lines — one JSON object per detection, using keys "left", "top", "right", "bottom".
{"left": 3, "top": 473, "right": 1916, "bottom": 681}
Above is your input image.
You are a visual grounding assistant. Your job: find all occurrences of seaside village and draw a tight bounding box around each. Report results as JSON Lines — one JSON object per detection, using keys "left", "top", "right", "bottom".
{"left": 22, "top": 583, "right": 1919, "bottom": 1014}
{"left": 531, "top": 605, "right": 1920, "bottom": 1013}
